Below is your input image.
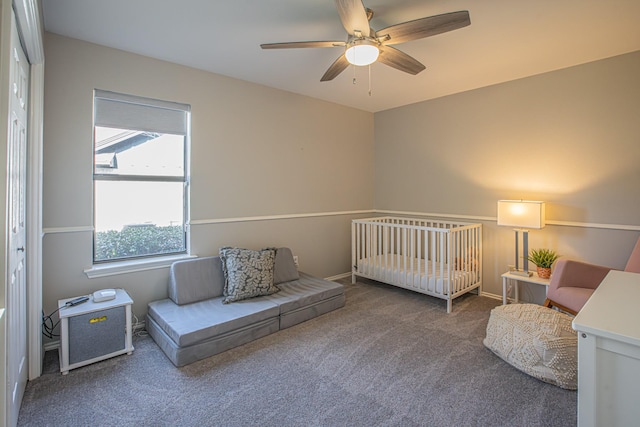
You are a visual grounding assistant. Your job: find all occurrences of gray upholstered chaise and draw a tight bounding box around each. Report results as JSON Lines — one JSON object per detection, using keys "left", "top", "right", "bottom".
{"left": 146, "top": 248, "right": 345, "bottom": 367}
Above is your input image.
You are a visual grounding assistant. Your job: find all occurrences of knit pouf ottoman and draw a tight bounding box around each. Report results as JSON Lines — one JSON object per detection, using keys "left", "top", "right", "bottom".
{"left": 483, "top": 303, "right": 577, "bottom": 390}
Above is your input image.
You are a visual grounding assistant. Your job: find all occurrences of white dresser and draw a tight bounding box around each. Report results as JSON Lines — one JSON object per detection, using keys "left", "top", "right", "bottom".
{"left": 572, "top": 270, "right": 640, "bottom": 427}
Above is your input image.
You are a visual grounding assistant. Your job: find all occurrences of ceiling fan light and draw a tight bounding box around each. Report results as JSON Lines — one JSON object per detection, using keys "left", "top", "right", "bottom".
{"left": 345, "top": 42, "right": 379, "bottom": 66}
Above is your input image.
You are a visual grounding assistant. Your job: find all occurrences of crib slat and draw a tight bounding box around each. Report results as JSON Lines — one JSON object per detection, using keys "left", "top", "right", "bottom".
{"left": 352, "top": 220, "right": 356, "bottom": 284}
{"left": 417, "top": 228, "right": 422, "bottom": 290}
{"left": 410, "top": 227, "right": 415, "bottom": 288}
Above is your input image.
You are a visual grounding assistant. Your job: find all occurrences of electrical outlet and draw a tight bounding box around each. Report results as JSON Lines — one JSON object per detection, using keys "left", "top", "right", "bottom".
{"left": 293, "top": 255, "right": 299, "bottom": 267}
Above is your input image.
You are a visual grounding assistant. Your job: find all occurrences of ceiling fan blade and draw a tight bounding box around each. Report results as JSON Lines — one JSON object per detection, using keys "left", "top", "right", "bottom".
{"left": 377, "top": 45, "right": 426, "bottom": 75}
{"left": 261, "top": 41, "right": 346, "bottom": 49}
{"left": 376, "top": 11, "right": 470, "bottom": 45}
{"left": 335, "top": 0, "right": 370, "bottom": 36}
{"left": 321, "top": 54, "right": 350, "bottom": 82}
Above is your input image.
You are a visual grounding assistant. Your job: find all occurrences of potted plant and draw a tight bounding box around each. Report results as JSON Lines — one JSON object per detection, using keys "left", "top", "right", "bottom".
{"left": 527, "top": 248, "right": 560, "bottom": 279}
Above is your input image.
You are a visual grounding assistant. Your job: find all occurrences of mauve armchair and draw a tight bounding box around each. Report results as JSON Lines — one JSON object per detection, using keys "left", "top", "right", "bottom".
{"left": 544, "top": 236, "right": 640, "bottom": 315}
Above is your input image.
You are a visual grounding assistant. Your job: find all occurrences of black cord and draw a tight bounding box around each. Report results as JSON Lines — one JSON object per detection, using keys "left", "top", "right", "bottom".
{"left": 42, "top": 307, "right": 61, "bottom": 339}
{"left": 42, "top": 298, "right": 90, "bottom": 338}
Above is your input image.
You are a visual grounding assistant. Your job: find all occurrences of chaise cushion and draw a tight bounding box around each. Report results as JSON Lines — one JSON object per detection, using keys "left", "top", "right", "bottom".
{"left": 273, "top": 247, "right": 300, "bottom": 284}
{"left": 148, "top": 250, "right": 345, "bottom": 367}
{"left": 483, "top": 304, "right": 577, "bottom": 390}
{"left": 219, "top": 247, "right": 279, "bottom": 303}
{"left": 169, "top": 256, "right": 226, "bottom": 305}
{"left": 147, "top": 296, "right": 279, "bottom": 347}
{"left": 266, "top": 272, "right": 345, "bottom": 314}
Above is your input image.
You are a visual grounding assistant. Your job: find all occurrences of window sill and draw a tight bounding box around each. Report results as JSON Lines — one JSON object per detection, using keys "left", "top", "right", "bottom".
{"left": 84, "top": 254, "right": 196, "bottom": 278}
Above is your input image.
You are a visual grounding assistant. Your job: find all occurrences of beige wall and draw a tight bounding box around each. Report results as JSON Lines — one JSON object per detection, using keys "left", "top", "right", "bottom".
{"left": 42, "top": 33, "right": 374, "bottom": 324}
{"left": 374, "top": 50, "right": 640, "bottom": 298}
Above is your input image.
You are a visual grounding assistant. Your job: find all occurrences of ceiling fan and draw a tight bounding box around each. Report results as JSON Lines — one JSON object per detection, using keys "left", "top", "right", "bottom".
{"left": 261, "top": 0, "right": 470, "bottom": 82}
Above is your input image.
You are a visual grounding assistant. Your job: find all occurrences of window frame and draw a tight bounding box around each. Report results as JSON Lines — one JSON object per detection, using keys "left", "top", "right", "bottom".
{"left": 91, "top": 90, "right": 191, "bottom": 265}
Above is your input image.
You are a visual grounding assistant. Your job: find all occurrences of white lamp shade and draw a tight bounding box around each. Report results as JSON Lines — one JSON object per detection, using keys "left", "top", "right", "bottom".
{"left": 497, "top": 200, "right": 546, "bottom": 229}
{"left": 345, "top": 43, "right": 379, "bottom": 66}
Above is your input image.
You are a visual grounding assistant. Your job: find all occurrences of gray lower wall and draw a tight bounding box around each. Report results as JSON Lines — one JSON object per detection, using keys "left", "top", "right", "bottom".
{"left": 374, "top": 50, "right": 640, "bottom": 298}
{"left": 42, "top": 33, "right": 374, "bottom": 327}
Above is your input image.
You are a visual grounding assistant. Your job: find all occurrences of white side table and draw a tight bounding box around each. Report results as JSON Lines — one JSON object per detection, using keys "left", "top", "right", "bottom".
{"left": 58, "top": 288, "right": 134, "bottom": 374}
{"left": 501, "top": 271, "right": 550, "bottom": 305}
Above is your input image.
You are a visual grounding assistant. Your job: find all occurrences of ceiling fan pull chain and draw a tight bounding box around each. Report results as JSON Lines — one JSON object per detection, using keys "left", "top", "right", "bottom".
{"left": 368, "top": 64, "right": 372, "bottom": 96}
{"left": 353, "top": 64, "right": 357, "bottom": 85}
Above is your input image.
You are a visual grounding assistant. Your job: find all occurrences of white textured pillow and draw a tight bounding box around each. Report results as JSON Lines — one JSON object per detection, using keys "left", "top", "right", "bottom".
{"left": 219, "top": 247, "right": 279, "bottom": 304}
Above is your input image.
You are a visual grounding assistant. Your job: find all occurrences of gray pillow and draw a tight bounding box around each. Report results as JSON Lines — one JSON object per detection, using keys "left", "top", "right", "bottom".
{"left": 219, "top": 247, "right": 279, "bottom": 304}
{"left": 273, "top": 247, "right": 300, "bottom": 284}
{"left": 169, "top": 256, "right": 225, "bottom": 305}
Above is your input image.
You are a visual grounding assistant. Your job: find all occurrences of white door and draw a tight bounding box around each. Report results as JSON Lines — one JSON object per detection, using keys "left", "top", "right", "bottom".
{"left": 6, "top": 10, "right": 30, "bottom": 427}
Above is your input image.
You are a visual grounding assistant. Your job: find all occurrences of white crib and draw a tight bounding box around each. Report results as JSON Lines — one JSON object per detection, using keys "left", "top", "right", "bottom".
{"left": 352, "top": 217, "right": 482, "bottom": 313}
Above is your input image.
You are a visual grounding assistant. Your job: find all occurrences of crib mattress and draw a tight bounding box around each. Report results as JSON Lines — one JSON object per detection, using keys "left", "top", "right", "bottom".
{"left": 356, "top": 255, "right": 478, "bottom": 295}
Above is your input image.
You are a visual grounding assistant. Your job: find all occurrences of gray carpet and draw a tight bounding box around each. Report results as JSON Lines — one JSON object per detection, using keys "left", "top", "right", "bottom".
{"left": 19, "top": 279, "right": 576, "bottom": 426}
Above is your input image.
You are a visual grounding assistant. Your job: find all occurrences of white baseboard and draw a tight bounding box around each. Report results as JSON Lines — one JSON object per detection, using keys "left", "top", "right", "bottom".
{"left": 43, "top": 340, "right": 60, "bottom": 352}
{"left": 325, "top": 272, "right": 351, "bottom": 281}
{"left": 480, "top": 291, "right": 503, "bottom": 301}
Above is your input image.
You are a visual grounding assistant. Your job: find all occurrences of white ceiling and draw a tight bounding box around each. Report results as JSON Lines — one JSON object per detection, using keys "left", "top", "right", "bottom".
{"left": 42, "top": 0, "right": 640, "bottom": 113}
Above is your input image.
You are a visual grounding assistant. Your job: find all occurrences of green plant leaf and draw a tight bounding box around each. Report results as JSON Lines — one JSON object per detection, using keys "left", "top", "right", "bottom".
{"left": 526, "top": 248, "right": 561, "bottom": 268}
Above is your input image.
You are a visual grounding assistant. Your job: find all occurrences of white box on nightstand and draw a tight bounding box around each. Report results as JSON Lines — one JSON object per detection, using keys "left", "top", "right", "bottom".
{"left": 58, "top": 288, "right": 134, "bottom": 374}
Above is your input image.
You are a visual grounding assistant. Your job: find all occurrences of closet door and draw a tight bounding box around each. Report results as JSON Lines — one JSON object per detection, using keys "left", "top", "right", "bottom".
{"left": 6, "top": 9, "right": 30, "bottom": 427}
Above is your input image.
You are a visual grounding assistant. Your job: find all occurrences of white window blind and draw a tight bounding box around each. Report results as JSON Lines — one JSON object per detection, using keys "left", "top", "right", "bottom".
{"left": 94, "top": 89, "right": 190, "bottom": 135}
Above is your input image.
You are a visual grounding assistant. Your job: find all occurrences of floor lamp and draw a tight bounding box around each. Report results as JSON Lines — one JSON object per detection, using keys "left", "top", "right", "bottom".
{"left": 497, "top": 200, "right": 546, "bottom": 277}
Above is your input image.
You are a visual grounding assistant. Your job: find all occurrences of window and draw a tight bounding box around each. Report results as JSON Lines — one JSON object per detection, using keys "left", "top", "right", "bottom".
{"left": 93, "top": 90, "right": 190, "bottom": 263}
